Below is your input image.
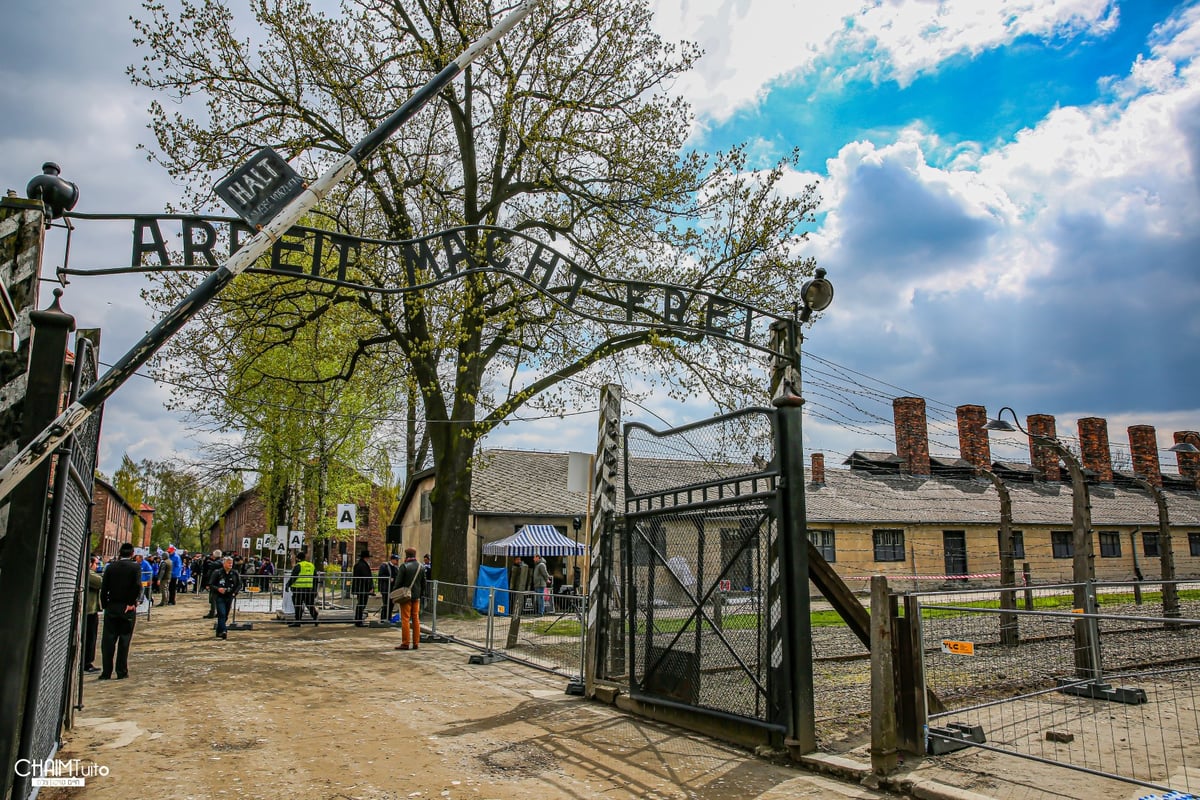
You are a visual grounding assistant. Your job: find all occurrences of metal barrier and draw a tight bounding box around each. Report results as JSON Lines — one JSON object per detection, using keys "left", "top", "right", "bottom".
{"left": 222, "top": 572, "right": 389, "bottom": 620}
{"left": 429, "top": 580, "right": 586, "bottom": 689}
{"left": 913, "top": 580, "right": 1200, "bottom": 795}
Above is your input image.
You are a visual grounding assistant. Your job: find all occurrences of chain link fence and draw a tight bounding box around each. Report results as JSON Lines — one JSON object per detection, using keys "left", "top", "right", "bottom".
{"left": 913, "top": 580, "right": 1200, "bottom": 795}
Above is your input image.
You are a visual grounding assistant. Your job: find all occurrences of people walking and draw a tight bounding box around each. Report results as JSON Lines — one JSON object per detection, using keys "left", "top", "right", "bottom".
{"left": 532, "top": 554, "right": 551, "bottom": 615}
{"left": 287, "top": 550, "right": 318, "bottom": 626}
{"left": 392, "top": 548, "right": 425, "bottom": 651}
{"left": 157, "top": 557, "right": 173, "bottom": 606}
{"left": 209, "top": 556, "right": 242, "bottom": 639}
{"left": 352, "top": 550, "right": 373, "bottom": 627}
{"left": 378, "top": 553, "right": 399, "bottom": 621}
{"left": 202, "top": 550, "right": 222, "bottom": 618}
{"left": 137, "top": 553, "right": 154, "bottom": 605}
{"left": 83, "top": 555, "right": 102, "bottom": 673}
{"left": 167, "top": 545, "right": 183, "bottom": 604}
{"left": 99, "top": 542, "right": 142, "bottom": 679}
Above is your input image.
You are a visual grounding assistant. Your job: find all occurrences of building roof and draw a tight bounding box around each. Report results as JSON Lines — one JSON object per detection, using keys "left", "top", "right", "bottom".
{"left": 808, "top": 467, "right": 1200, "bottom": 527}
{"left": 396, "top": 446, "right": 1200, "bottom": 530}
{"left": 469, "top": 449, "right": 590, "bottom": 515}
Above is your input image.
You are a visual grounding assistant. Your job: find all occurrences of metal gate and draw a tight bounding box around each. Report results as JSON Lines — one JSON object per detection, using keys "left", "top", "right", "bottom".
{"left": 622, "top": 408, "right": 786, "bottom": 732}
{"left": 8, "top": 331, "right": 102, "bottom": 799}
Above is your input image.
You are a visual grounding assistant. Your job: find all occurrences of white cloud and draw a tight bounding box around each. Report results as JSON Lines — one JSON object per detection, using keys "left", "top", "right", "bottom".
{"left": 652, "top": 0, "right": 1120, "bottom": 122}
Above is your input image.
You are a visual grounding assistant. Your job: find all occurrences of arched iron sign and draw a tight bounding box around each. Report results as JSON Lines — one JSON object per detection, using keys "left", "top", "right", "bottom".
{"left": 60, "top": 214, "right": 808, "bottom": 361}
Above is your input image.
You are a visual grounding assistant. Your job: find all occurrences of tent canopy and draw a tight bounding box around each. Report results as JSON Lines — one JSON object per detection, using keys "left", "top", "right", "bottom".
{"left": 482, "top": 524, "right": 586, "bottom": 557}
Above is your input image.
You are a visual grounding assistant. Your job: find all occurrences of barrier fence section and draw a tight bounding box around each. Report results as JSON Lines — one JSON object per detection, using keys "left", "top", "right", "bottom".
{"left": 430, "top": 581, "right": 586, "bottom": 684}
{"left": 914, "top": 580, "right": 1200, "bottom": 795}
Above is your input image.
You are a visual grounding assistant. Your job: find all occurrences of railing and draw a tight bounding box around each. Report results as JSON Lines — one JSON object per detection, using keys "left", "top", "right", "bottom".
{"left": 431, "top": 581, "right": 586, "bottom": 687}
{"left": 911, "top": 580, "right": 1200, "bottom": 795}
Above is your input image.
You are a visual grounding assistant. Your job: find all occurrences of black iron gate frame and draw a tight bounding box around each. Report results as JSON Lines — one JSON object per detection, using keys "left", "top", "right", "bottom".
{"left": 14, "top": 333, "right": 101, "bottom": 798}
{"left": 622, "top": 408, "right": 786, "bottom": 734}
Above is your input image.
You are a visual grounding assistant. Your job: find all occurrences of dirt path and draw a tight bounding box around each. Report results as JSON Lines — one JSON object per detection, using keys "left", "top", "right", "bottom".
{"left": 46, "top": 593, "right": 857, "bottom": 800}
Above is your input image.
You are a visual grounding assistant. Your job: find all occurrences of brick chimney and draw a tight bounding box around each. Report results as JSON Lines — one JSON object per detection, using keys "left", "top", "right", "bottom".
{"left": 138, "top": 503, "right": 156, "bottom": 549}
{"left": 894, "top": 396, "right": 930, "bottom": 477}
{"left": 956, "top": 404, "right": 991, "bottom": 469}
{"left": 1174, "top": 431, "right": 1200, "bottom": 482}
{"left": 810, "top": 452, "right": 825, "bottom": 485}
{"left": 1027, "top": 414, "right": 1061, "bottom": 482}
{"left": 1077, "top": 417, "right": 1113, "bottom": 484}
{"left": 1127, "top": 425, "right": 1162, "bottom": 487}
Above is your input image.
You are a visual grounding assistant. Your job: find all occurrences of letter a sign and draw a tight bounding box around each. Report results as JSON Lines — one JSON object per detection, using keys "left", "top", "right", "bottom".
{"left": 336, "top": 503, "right": 357, "bottom": 530}
{"left": 289, "top": 531, "right": 305, "bottom": 551}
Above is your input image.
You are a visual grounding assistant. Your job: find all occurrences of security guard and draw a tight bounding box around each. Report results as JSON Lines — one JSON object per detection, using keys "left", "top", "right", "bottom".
{"left": 287, "top": 549, "right": 318, "bottom": 626}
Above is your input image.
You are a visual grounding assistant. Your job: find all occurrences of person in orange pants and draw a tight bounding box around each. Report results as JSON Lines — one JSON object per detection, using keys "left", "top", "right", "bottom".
{"left": 393, "top": 547, "right": 425, "bottom": 650}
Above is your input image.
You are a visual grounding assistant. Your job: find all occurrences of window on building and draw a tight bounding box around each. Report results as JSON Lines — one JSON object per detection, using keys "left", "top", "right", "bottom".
{"left": 722, "top": 524, "right": 759, "bottom": 590}
{"left": 419, "top": 490, "right": 432, "bottom": 521}
{"left": 1098, "top": 531, "right": 1121, "bottom": 558}
{"left": 873, "top": 529, "right": 905, "bottom": 562}
{"left": 1051, "top": 531, "right": 1073, "bottom": 559}
{"left": 808, "top": 529, "right": 836, "bottom": 562}
{"left": 998, "top": 530, "right": 1025, "bottom": 560}
{"left": 1190, "top": 532, "right": 1200, "bottom": 557}
{"left": 633, "top": 520, "right": 667, "bottom": 566}
{"left": 1142, "top": 531, "right": 1160, "bottom": 558}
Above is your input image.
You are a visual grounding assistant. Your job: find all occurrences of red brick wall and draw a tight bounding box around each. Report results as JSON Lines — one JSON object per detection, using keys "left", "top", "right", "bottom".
{"left": 956, "top": 404, "right": 991, "bottom": 469}
{"left": 1077, "top": 417, "right": 1113, "bottom": 484}
{"left": 1127, "top": 425, "right": 1161, "bottom": 487}
{"left": 893, "top": 396, "right": 930, "bottom": 476}
{"left": 1027, "top": 414, "right": 1060, "bottom": 482}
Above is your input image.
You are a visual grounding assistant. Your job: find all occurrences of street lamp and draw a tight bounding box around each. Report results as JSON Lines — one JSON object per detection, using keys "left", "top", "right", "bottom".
{"left": 983, "top": 407, "right": 1096, "bottom": 678}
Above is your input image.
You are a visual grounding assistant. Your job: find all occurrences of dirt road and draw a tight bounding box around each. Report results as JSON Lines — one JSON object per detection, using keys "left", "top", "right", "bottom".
{"left": 47, "top": 594, "right": 894, "bottom": 800}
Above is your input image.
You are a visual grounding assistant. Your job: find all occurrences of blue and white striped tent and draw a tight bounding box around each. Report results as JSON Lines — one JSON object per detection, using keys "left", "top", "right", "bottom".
{"left": 482, "top": 524, "right": 586, "bottom": 557}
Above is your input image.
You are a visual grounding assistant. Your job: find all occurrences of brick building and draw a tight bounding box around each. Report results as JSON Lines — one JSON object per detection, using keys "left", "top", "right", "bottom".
{"left": 391, "top": 401, "right": 1200, "bottom": 591}
{"left": 208, "top": 483, "right": 393, "bottom": 572}
{"left": 91, "top": 476, "right": 137, "bottom": 561}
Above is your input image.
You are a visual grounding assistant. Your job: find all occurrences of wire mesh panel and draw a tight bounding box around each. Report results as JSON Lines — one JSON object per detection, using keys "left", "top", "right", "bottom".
{"left": 623, "top": 408, "right": 785, "bottom": 730}
{"left": 26, "top": 335, "right": 101, "bottom": 780}
{"left": 916, "top": 586, "right": 1200, "bottom": 796}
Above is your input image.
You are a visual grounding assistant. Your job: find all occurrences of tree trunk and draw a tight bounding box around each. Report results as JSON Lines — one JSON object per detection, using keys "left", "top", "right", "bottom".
{"left": 429, "top": 433, "right": 477, "bottom": 586}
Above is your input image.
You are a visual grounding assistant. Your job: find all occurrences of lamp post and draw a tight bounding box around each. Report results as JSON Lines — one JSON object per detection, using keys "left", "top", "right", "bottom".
{"left": 768, "top": 268, "right": 833, "bottom": 755}
{"left": 983, "top": 408, "right": 1096, "bottom": 678}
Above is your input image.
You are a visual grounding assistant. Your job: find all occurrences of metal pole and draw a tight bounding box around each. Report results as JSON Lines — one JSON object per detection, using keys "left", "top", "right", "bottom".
{"left": 769, "top": 320, "right": 815, "bottom": 754}
{"left": 1129, "top": 476, "right": 1180, "bottom": 628}
{"left": 0, "top": 0, "right": 537, "bottom": 504}
{"left": 979, "top": 467, "right": 1018, "bottom": 646}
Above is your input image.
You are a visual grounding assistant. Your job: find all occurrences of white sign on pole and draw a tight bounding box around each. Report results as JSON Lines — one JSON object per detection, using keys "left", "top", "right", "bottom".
{"left": 263, "top": 533, "right": 275, "bottom": 549}
{"left": 255, "top": 537, "right": 263, "bottom": 549}
{"left": 241, "top": 537, "right": 251, "bottom": 549}
{"left": 288, "top": 531, "right": 305, "bottom": 550}
{"left": 275, "top": 542, "right": 286, "bottom": 555}
{"left": 336, "top": 503, "right": 357, "bottom": 530}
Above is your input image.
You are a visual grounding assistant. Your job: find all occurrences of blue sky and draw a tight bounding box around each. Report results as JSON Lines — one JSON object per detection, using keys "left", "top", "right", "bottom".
{"left": 2, "top": 0, "right": 1199, "bottom": 478}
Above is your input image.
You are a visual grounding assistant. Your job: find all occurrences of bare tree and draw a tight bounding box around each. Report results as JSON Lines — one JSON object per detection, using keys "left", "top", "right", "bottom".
{"left": 132, "top": 0, "right": 821, "bottom": 583}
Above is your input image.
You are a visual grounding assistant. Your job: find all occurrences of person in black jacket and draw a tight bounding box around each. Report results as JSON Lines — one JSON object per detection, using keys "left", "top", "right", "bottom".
{"left": 377, "top": 553, "right": 399, "bottom": 621}
{"left": 99, "top": 542, "right": 143, "bottom": 679}
{"left": 352, "top": 550, "right": 374, "bottom": 627}
{"left": 201, "top": 550, "right": 223, "bottom": 618}
{"left": 209, "top": 556, "right": 242, "bottom": 639}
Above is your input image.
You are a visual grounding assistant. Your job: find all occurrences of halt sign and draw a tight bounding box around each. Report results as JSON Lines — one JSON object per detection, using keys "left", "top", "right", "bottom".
{"left": 215, "top": 147, "right": 306, "bottom": 228}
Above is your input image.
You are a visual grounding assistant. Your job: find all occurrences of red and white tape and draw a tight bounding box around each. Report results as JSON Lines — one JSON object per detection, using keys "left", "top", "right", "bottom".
{"left": 843, "top": 572, "right": 1003, "bottom": 581}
